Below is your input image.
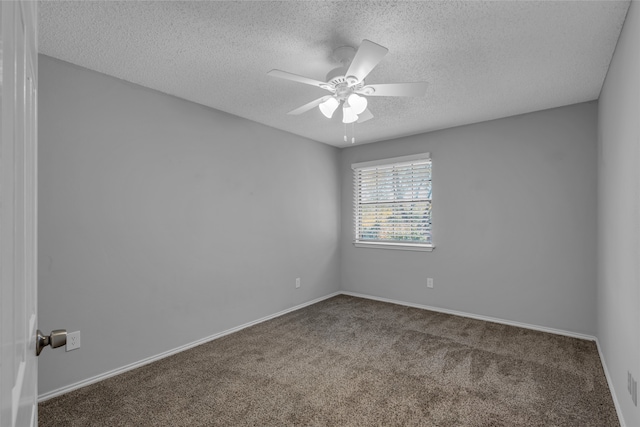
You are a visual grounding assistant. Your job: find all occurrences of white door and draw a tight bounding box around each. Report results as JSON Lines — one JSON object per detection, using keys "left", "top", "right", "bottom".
{"left": 0, "top": 1, "right": 39, "bottom": 427}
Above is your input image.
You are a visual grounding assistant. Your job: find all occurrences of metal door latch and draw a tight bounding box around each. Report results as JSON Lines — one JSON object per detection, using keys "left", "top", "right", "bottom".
{"left": 36, "top": 329, "right": 66, "bottom": 356}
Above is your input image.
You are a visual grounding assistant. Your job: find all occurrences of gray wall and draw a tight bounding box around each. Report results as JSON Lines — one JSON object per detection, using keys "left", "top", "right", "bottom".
{"left": 39, "top": 49, "right": 611, "bottom": 404}
{"left": 340, "top": 102, "right": 598, "bottom": 336}
{"left": 598, "top": 1, "right": 640, "bottom": 425}
{"left": 38, "top": 55, "right": 341, "bottom": 395}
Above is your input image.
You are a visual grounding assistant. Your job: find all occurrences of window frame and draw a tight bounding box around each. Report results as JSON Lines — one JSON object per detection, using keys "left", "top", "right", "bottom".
{"left": 352, "top": 153, "right": 434, "bottom": 252}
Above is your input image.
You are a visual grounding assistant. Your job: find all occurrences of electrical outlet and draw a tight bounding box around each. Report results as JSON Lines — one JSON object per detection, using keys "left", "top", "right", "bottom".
{"left": 427, "top": 278, "right": 434, "bottom": 288}
{"left": 66, "top": 331, "right": 81, "bottom": 351}
{"left": 295, "top": 278, "right": 301, "bottom": 289}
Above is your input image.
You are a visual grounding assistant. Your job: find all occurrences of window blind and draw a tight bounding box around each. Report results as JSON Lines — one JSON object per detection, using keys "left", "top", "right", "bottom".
{"left": 352, "top": 153, "right": 432, "bottom": 247}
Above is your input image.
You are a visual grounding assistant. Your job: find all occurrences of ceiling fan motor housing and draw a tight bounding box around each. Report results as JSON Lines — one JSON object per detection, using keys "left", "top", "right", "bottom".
{"left": 326, "top": 66, "right": 365, "bottom": 99}
{"left": 325, "top": 66, "right": 349, "bottom": 84}
{"left": 325, "top": 45, "right": 365, "bottom": 97}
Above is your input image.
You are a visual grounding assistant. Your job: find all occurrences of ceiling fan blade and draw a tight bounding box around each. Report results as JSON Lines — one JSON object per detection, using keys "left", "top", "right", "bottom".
{"left": 287, "top": 96, "right": 331, "bottom": 115}
{"left": 357, "top": 108, "right": 374, "bottom": 123}
{"left": 345, "top": 40, "right": 388, "bottom": 84}
{"left": 358, "top": 82, "right": 428, "bottom": 97}
{"left": 267, "top": 69, "right": 330, "bottom": 90}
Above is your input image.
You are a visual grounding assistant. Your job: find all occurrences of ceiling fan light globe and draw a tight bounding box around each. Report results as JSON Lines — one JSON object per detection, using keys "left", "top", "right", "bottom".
{"left": 319, "top": 97, "right": 339, "bottom": 118}
{"left": 342, "top": 106, "right": 359, "bottom": 124}
{"left": 347, "top": 94, "right": 368, "bottom": 115}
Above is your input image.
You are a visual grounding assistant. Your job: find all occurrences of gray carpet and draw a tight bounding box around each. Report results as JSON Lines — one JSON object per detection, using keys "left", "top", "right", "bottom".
{"left": 39, "top": 295, "right": 619, "bottom": 426}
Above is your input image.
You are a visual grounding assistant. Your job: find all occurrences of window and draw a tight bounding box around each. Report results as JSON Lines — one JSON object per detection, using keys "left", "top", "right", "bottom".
{"left": 352, "top": 153, "right": 433, "bottom": 251}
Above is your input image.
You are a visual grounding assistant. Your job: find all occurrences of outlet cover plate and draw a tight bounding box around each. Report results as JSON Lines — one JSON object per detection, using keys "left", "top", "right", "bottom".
{"left": 66, "top": 331, "right": 81, "bottom": 351}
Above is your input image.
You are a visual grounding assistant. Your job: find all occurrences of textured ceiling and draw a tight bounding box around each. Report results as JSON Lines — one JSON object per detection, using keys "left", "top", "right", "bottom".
{"left": 39, "top": 1, "right": 629, "bottom": 148}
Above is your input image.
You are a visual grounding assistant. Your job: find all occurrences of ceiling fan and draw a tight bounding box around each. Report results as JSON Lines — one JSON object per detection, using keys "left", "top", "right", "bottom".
{"left": 267, "top": 39, "right": 428, "bottom": 124}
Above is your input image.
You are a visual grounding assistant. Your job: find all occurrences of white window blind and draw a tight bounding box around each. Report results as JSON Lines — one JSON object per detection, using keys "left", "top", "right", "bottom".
{"left": 352, "top": 153, "right": 432, "bottom": 250}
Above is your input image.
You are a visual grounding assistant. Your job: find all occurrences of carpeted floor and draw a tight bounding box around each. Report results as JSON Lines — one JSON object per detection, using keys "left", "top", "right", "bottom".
{"left": 39, "top": 295, "right": 620, "bottom": 426}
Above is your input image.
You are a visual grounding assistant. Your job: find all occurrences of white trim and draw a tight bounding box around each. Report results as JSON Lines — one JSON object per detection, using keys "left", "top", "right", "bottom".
{"left": 39, "top": 288, "right": 623, "bottom": 426}
{"left": 351, "top": 152, "right": 430, "bottom": 170}
{"left": 595, "top": 338, "right": 627, "bottom": 427}
{"left": 354, "top": 242, "right": 434, "bottom": 252}
{"left": 340, "top": 291, "right": 596, "bottom": 341}
{"left": 37, "top": 291, "right": 341, "bottom": 402}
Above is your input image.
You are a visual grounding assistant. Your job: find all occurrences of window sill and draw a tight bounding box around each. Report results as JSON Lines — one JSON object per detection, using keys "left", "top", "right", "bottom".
{"left": 353, "top": 242, "right": 435, "bottom": 252}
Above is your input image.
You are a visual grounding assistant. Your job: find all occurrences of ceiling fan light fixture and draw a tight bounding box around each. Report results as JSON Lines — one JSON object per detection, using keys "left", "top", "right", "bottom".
{"left": 347, "top": 94, "right": 368, "bottom": 115}
{"left": 319, "top": 97, "right": 340, "bottom": 118}
{"left": 342, "top": 102, "right": 359, "bottom": 124}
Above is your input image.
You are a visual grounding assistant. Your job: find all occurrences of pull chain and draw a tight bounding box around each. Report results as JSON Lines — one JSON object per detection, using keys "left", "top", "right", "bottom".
{"left": 343, "top": 123, "right": 357, "bottom": 144}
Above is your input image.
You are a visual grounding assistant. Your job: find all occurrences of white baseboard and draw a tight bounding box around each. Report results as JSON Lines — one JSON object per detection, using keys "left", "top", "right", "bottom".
{"left": 595, "top": 338, "right": 627, "bottom": 427}
{"left": 38, "top": 291, "right": 342, "bottom": 402}
{"left": 343, "top": 291, "right": 629, "bottom": 425}
{"left": 340, "top": 291, "right": 597, "bottom": 341}
{"left": 41, "top": 289, "right": 621, "bottom": 425}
